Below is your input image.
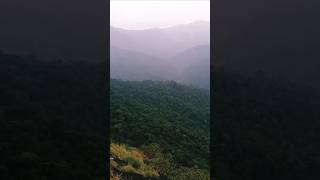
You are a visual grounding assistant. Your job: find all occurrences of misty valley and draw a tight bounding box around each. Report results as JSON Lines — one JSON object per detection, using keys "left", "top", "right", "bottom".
{"left": 3, "top": 0, "right": 320, "bottom": 179}
{"left": 110, "top": 21, "right": 210, "bottom": 90}
{"left": 110, "top": 21, "right": 211, "bottom": 180}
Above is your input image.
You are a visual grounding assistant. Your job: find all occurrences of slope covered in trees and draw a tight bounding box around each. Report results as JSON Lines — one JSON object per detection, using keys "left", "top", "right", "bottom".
{"left": 110, "top": 79, "right": 210, "bottom": 179}
{"left": 110, "top": 143, "right": 209, "bottom": 180}
{"left": 0, "top": 51, "right": 107, "bottom": 179}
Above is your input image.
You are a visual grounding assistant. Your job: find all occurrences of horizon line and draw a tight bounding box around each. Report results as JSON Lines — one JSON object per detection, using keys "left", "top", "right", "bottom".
{"left": 110, "top": 0, "right": 210, "bottom": 1}
{"left": 110, "top": 20, "right": 210, "bottom": 31}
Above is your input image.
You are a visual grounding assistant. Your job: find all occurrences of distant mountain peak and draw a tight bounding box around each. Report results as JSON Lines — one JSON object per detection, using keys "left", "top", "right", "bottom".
{"left": 188, "top": 20, "right": 210, "bottom": 25}
{"left": 111, "top": 20, "right": 209, "bottom": 31}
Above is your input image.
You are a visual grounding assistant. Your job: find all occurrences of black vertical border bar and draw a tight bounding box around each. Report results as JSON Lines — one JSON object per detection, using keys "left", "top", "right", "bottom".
{"left": 106, "top": 0, "right": 111, "bottom": 179}
{"left": 210, "top": 0, "right": 214, "bottom": 179}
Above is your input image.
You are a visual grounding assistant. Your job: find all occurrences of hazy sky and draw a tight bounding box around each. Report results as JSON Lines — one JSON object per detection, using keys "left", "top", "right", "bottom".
{"left": 111, "top": 0, "right": 210, "bottom": 30}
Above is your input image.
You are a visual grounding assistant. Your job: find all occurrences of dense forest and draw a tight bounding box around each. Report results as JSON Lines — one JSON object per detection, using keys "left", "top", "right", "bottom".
{"left": 0, "top": 51, "right": 107, "bottom": 179}
{"left": 213, "top": 69, "right": 320, "bottom": 180}
{"left": 110, "top": 79, "right": 210, "bottom": 179}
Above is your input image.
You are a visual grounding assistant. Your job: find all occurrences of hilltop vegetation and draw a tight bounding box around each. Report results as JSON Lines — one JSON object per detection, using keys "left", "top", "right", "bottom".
{"left": 110, "top": 143, "right": 159, "bottom": 179}
{"left": 110, "top": 143, "right": 209, "bottom": 180}
{"left": 110, "top": 79, "right": 210, "bottom": 179}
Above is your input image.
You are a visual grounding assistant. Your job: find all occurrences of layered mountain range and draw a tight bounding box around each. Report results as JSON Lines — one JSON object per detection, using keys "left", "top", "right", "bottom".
{"left": 110, "top": 21, "right": 210, "bottom": 89}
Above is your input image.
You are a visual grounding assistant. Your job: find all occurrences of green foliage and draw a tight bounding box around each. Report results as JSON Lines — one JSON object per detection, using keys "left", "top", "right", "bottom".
{"left": 110, "top": 79, "right": 210, "bottom": 179}
{"left": 110, "top": 79, "right": 210, "bottom": 169}
{"left": 110, "top": 143, "right": 159, "bottom": 178}
{"left": 168, "top": 167, "right": 210, "bottom": 180}
{"left": 110, "top": 143, "right": 210, "bottom": 180}
{"left": 141, "top": 143, "right": 173, "bottom": 177}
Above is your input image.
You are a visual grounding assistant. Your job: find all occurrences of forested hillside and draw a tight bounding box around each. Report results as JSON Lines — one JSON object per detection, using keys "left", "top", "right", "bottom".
{"left": 213, "top": 69, "right": 320, "bottom": 180}
{"left": 110, "top": 79, "right": 210, "bottom": 179}
{"left": 110, "top": 143, "right": 209, "bottom": 180}
{"left": 0, "top": 51, "right": 107, "bottom": 179}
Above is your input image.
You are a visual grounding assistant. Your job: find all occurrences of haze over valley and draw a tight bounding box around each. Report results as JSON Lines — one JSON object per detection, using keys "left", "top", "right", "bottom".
{"left": 110, "top": 1, "right": 210, "bottom": 179}
{"left": 110, "top": 21, "right": 210, "bottom": 89}
{"left": 110, "top": 20, "right": 211, "bottom": 180}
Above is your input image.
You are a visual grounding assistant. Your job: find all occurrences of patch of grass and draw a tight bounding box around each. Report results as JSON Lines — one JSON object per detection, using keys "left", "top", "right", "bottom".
{"left": 110, "top": 143, "right": 159, "bottom": 178}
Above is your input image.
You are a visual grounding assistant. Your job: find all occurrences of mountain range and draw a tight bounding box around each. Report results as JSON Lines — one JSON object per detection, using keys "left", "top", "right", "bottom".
{"left": 110, "top": 21, "right": 210, "bottom": 89}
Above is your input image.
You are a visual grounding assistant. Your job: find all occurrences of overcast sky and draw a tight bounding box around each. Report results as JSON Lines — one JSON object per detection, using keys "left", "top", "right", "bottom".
{"left": 111, "top": 0, "right": 210, "bottom": 30}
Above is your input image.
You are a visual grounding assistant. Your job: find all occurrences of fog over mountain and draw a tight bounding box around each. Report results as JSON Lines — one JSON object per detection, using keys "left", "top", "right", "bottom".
{"left": 172, "top": 45, "right": 210, "bottom": 89}
{"left": 111, "top": 46, "right": 176, "bottom": 81}
{"left": 110, "top": 21, "right": 210, "bottom": 89}
{"left": 111, "top": 0, "right": 210, "bottom": 30}
{"left": 111, "top": 21, "right": 209, "bottom": 59}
